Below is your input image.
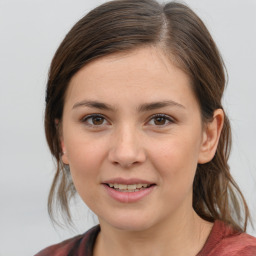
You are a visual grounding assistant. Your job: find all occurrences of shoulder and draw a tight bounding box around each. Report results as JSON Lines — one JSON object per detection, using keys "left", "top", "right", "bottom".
{"left": 212, "top": 232, "right": 256, "bottom": 256}
{"left": 199, "top": 221, "right": 256, "bottom": 256}
{"left": 34, "top": 225, "right": 100, "bottom": 256}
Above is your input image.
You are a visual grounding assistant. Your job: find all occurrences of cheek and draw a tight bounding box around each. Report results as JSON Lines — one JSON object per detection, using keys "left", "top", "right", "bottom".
{"left": 67, "top": 144, "right": 103, "bottom": 209}
{"left": 149, "top": 132, "right": 201, "bottom": 188}
{"left": 65, "top": 136, "right": 108, "bottom": 191}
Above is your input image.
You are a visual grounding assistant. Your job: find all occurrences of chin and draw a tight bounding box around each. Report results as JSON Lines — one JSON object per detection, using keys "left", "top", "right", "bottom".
{"left": 99, "top": 211, "right": 157, "bottom": 232}
{"left": 111, "top": 221, "right": 153, "bottom": 232}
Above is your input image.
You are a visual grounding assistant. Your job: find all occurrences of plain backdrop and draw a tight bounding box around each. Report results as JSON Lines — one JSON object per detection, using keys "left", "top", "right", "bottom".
{"left": 0, "top": 0, "right": 255, "bottom": 255}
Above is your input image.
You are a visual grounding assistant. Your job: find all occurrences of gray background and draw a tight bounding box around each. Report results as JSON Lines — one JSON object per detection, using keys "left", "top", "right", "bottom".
{"left": 0, "top": 0, "right": 255, "bottom": 255}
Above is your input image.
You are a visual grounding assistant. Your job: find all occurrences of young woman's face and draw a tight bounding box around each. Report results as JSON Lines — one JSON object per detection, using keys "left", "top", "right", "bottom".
{"left": 61, "top": 47, "right": 208, "bottom": 231}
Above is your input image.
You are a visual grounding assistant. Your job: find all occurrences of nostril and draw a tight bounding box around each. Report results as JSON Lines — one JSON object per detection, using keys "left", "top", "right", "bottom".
{"left": 108, "top": 144, "right": 146, "bottom": 167}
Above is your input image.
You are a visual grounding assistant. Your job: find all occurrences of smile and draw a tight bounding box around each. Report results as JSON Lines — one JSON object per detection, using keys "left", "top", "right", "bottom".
{"left": 106, "top": 183, "right": 151, "bottom": 192}
{"left": 103, "top": 180, "right": 156, "bottom": 203}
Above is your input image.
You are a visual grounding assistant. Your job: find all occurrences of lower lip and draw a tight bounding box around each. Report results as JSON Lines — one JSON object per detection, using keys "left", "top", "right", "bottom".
{"left": 103, "top": 184, "right": 155, "bottom": 203}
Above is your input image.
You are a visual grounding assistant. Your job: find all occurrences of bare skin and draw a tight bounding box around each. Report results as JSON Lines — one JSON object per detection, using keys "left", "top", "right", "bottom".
{"left": 94, "top": 210, "right": 213, "bottom": 256}
{"left": 60, "top": 46, "right": 224, "bottom": 256}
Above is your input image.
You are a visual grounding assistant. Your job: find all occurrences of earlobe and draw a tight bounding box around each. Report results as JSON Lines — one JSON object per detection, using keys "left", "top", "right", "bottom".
{"left": 61, "top": 141, "right": 69, "bottom": 165}
{"left": 55, "top": 118, "right": 69, "bottom": 165}
{"left": 198, "top": 109, "right": 224, "bottom": 164}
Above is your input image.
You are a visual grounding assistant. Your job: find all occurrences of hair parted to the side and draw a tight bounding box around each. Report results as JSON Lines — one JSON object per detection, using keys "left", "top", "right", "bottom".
{"left": 45, "top": 0, "right": 250, "bottom": 231}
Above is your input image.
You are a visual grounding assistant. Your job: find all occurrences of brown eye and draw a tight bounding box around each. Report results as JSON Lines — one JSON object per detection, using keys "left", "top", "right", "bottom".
{"left": 82, "top": 114, "right": 108, "bottom": 126}
{"left": 91, "top": 116, "right": 105, "bottom": 125}
{"left": 148, "top": 114, "right": 174, "bottom": 127}
{"left": 153, "top": 117, "right": 167, "bottom": 125}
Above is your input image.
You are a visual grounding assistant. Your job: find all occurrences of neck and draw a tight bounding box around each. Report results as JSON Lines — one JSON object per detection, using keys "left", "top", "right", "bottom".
{"left": 94, "top": 210, "right": 213, "bottom": 256}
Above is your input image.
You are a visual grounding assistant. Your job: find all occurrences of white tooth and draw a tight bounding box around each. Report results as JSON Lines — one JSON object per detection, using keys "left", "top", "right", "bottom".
{"left": 127, "top": 184, "right": 136, "bottom": 190}
{"left": 112, "top": 183, "right": 151, "bottom": 190}
{"left": 119, "top": 184, "right": 127, "bottom": 190}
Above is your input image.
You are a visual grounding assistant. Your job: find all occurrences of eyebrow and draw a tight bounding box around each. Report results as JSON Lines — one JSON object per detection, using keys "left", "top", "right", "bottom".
{"left": 73, "top": 100, "right": 115, "bottom": 111}
{"left": 138, "top": 100, "right": 185, "bottom": 112}
{"left": 72, "top": 100, "right": 185, "bottom": 112}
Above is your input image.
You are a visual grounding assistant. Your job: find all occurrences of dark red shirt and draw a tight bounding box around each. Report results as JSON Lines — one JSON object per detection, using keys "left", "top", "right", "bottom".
{"left": 35, "top": 221, "right": 256, "bottom": 256}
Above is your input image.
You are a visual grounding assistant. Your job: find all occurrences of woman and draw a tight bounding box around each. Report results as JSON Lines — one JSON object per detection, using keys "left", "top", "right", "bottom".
{"left": 36, "top": 0, "right": 256, "bottom": 255}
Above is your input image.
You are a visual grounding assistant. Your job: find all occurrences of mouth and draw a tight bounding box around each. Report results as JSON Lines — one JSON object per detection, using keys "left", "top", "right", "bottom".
{"left": 102, "top": 179, "right": 156, "bottom": 203}
{"left": 102, "top": 178, "right": 156, "bottom": 203}
{"left": 104, "top": 183, "right": 154, "bottom": 192}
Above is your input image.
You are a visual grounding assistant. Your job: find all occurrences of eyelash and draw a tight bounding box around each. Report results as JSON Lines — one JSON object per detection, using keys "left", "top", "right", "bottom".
{"left": 147, "top": 114, "right": 175, "bottom": 127}
{"left": 81, "top": 114, "right": 108, "bottom": 127}
{"left": 81, "top": 113, "right": 175, "bottom": 128}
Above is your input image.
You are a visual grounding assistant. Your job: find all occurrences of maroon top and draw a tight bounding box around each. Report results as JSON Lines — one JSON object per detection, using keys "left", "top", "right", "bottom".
{"left": 35, "top": 221, "right": 256, "bottom": 256}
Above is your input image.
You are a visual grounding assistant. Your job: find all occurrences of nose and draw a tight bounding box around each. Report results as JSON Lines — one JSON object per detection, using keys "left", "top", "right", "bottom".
{"left": 108, "top": 125, "right": 146, "bottom": 168}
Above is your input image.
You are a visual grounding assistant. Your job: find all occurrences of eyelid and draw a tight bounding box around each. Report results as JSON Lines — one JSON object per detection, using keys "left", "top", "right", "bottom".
{"left": 146, "top": 113, "right": 175, "bottom": 126}
{"left": 81, "top": 113, "right": 110, "bottom": 127}
{"left": 80, "top": 113, "right": 175, "bottom": 128}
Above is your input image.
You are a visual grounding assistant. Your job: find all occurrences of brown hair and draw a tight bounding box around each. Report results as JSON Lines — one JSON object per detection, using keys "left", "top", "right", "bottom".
{"left": 45, "top": 0, "right": 250, "bottom": 230}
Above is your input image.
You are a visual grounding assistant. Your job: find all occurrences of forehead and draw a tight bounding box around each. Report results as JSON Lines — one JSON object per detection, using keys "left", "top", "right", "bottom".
{"left": 65, "top": 46, "right": 196, "bottom": 109}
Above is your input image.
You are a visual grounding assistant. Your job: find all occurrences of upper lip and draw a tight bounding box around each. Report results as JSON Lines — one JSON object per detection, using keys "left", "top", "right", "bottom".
{"left": 102, "top": 178, "right": 155, "bottom": 185}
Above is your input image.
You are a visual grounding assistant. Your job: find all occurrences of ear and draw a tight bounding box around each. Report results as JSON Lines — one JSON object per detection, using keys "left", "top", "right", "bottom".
{"left": 55, "top": 119, "right": 69, "bottom": 165}
{"left": 60, "top": 140, "right": 69, "bottom": 165}
{"left": 198, "top": 109, "right": 224, "bottom": 164}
